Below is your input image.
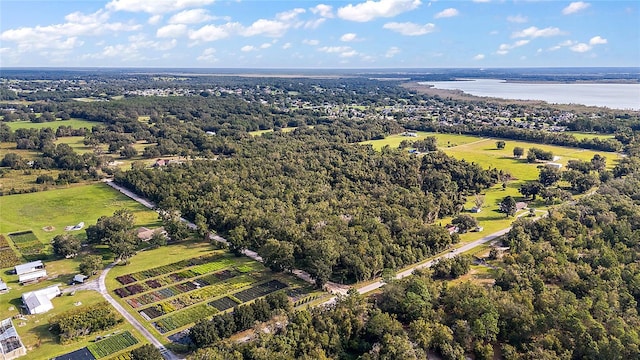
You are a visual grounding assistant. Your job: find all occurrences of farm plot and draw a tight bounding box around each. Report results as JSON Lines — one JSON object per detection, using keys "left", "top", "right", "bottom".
{"left": 209, "top": 296, "right": 241, "bottom": 312}
{"left": 233, "top": 280, "right": 288, "bottom": 302}
{"left": 87, "top": 331, "right": 138, "bottom": 359}
{"left": 8, "top": 230, "right": 46, "bottom": 260}
{"left": 154, "top": 303, "right": 219, "bottom": 333}
{"left": 0, "top": 235, "right": 20, "bottom": 268}
{"left": 114, "top": 253, "right": 226, "bottom": 285}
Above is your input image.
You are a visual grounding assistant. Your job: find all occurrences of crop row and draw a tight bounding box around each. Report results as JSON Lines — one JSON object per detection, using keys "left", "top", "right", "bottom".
{"left": 115, "top": 253, "right": 224, "bottom": 285}
{"left": 0, "top": 235, "right": 11, "bottom": 248}
{"left": 209, "top": 296, "right": 241, "bottom": 311}
{"left": 87, "top": 331, "right": 138, "bottom": 359}
{"left": 154, "top": 303, "right": 219, "bottom": 333}
{"left": 0, "top": 248, "right": 21, "bottom": 268}
{"left": 234, "top": 280, "right": 288, "bottom": 303}
{"left": 8, "top": 231, "right": 38, "bottom": 244}
{"left": 138, "top": 274, "right": 256, "bottom": 317}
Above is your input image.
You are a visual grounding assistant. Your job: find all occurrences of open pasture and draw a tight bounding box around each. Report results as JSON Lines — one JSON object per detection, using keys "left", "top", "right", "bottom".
{"left": 360, "top": 131, "right": 482, "bottom": 151}
{"left": 2, "top": 119, "right": 98, "bottom": 131}
{"left": 0, "top": 183, "right": 160, "bottom": 244}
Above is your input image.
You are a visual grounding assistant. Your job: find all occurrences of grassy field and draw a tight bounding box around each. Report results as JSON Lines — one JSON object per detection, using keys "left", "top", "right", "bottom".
{"left": 0, "top": 183, "right": 160, "bottom": 244}
{"left": 566, "top": 131, "right": 616, "bottom": 140}
{"left": 249, "top": 126, "right": 301, "bottom": 136}
{"left": 360, "top": 131, "right": 483, "bottom": 151}
{"left": 3, "top": 119, "right": 98, "bottom": 131}
{"left": 0, "top": 289, "right": 144, "bottom": 360}
{"left": 362, "top": 132, "right": 622, "bottom": 245}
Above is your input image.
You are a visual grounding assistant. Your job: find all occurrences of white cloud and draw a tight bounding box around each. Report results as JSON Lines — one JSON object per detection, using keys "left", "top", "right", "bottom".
{"left": 242, "top": 19, "right": 289, "bottom": 37}
{"left": 340, "top": 33, "right": 358, "bottom": 42}
{"left": 589, "top": 35, "right": 607, "bottom": 45}
{"left": 241, "top": 45, "right": 256, "bottom": 52}
{"left": 0, "top": 9, "right": 139, "bottom": 52}
{"left": 310, "top": 4, "right": 334, "bottom": 18}
{"left": 168, "top": 9, "right": 213, "bottom": 24}
{"left": 277, "top": 8, "right": 305, "bottom": 21}
{"left": 303, "top": 39, "right": 319, "bottom": 45}
{"left": 496, "top": 39, "right": 529, "bottom": 55}
{"left": 282, "top": 42, "right": 292, "bottom": 49}
{"left": 157, "top": 24, "right": 187, "bottom": 38}
{"left": 472, "top": 0, "right": 491, "bottom": 2}
{"left": 383, "top": 22, "right": 435, "bottom": 36}
{"left": 337, "top": 0, "right": 422, "bottom": 22}
{"left": 385, "top": 46, "right": 400, "bottom": 58}
{"left": 512, "top": 26, "right": 563, "bottom": 38}
{"left": 106, "top": 0, "right": 216, "bottom": 14}
{"left": 189, "top": 22, "right": 242, "bottom": 42}
{"left": 197, "top": 47, "right": 217, "bottom": 61}
{"left": 304, "top": 18, "right": 326, "bottom": 29}
{"left": 340, "top": 50, "right": 358, "bottom": 57}
{"left": 148, "top": 15, "right": 162, "bottom": 24}
{"left": 434, "top": 8, "right": 459, "bottom": 19}
{"left": 549, "top": 40, "right": 575, "bottom": 51}
{"left": 473, "top": 54, "right": 485, "bottom": 60}
{"left": 507, "top": 15, "right": 527, "bottom": 23}
{"left": 89, "top": 35, "right": 176, "bottom": 61}
{"left": 570, "top": 43, "right": 591, "bottom": 52}
{"left": 260, "top": 42, "right": 272, "bottom": 49}
{"left": 562, "top": 2, "right": 590, "bottom": 15}
{"left": 318, "top": 46, "right": 352, "bottom": 53}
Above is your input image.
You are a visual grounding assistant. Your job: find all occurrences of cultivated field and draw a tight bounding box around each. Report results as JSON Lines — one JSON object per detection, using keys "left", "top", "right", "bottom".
{"left": 106, "top": 242, "right": 321, "bottom": 344}
{"left": 360, "top": 131, "right": 482, "bottom": 151}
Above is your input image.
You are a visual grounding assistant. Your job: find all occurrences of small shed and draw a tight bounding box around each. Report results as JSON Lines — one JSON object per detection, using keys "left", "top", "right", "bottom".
{"left": 18, "top": 269, "right": 47, "bottom": 285}
{"left": 545, "top": 162, "right": 563, "bottom": 169}
{"left": 73, "top": 274, "right": 87, "bottom": 284}
{"left": 0, "top": 280, "right": 7, "bottom": 293}
{"left": 21, "top": 285, "right": 60, "bottom": 314}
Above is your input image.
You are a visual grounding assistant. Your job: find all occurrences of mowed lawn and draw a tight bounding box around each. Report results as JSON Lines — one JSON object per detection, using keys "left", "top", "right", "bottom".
{"left": 361, "top": 131, "right": 482, "bottom": 151}
{"left": 3, "top": 118, "right": 99, "bottom": 131}
{"left": 0, "top": 183, "right": 160, "bottom": 242}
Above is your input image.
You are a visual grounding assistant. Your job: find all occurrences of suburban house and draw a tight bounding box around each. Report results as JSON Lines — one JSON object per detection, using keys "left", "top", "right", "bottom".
{"left": 446, "top": 225, "right": 460, "bottom": 235}
{"left": 516, "top": 202, "right": 528, "bottom": 211}
{"left": 136, "top": 227, "right": 167, "bottom": 242}
{"left": 401, "top": 131, "right": 418, "bottom": 137}
{"left": 0, "top": 318, "right": 27, "bottom": 360}
{"left": 21, "top": 285, "right": 61, "bottom": 315}
{"left": 14, "top": 261, "right": 46, "bottom": 285}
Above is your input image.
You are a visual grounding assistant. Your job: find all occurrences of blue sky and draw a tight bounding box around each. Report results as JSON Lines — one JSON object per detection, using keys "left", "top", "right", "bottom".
{"left": 1, "top": 0, "right": 638, "bottom": 68}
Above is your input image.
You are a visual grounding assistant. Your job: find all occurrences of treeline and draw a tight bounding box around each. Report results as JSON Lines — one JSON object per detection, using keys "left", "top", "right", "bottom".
{"left": 403, "top": 122, "right": 624, "bottom": 152}
{"left": 187, "top": 171, "right": 640, "bottom": 360}
{"left": 190, "top": 292, "right": 290, "bottom": 348}
{"left": 50, "top": 301, "right": 122, "bottom": 344}
{"left": 116, "top": 134, "right": 500, "bottom": 285}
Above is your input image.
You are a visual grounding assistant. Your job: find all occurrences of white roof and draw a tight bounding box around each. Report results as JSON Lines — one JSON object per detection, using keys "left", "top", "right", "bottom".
{"left": 18, "top": 269, "right": 47, "bottom": 283}
{"left": 21, "top": 285, "right": 60, "bottom": 314}
{"left": 73, "top": 274, "right": 87, "bottom": 282}
{"left": 14, "top": 260, "right": 43, "bottom": 275}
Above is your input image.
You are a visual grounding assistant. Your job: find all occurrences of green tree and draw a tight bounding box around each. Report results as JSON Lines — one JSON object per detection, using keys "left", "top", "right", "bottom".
{"left": 260, "top": 239, "right": 295, "bottom": 272}
{"left": 538, "top": 165, "right": 562, "bottom": 187}
{"left": 79, "top": 255, "right": 103, "bottom": 276}
{"left": 451, "top": 214, "right": 478, "bottom": 233}
{"left": 513, "top": 146, "right": 524, "bottom": 158}
{"left": 120, "top": 144, "right": 138, "bottom": 159}
{"left": 131, "top": 344, "right": 163, "bottom": 360}
{"left": 496, "top": 140, "right": 506, "bottom": 149}
{"left": 52, "top": 234, "right": 81, "bottom": 258}
{"left": 499, "top": 196, "right": 517, "bottom": 217}
{"left": 519, "top": 181, "right": 544, "bottom": 200}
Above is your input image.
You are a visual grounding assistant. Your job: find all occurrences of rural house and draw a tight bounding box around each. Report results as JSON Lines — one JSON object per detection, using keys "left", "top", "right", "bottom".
{"left": 14, "top": 261, "right": 46, "bottom": 284}
{"left": 21, "top": 285, "right": 61, "bottom": 315}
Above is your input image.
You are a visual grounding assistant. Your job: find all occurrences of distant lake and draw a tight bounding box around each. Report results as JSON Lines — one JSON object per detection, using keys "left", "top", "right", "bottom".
{"left": 418, "top": 79, "right": 640, "bottom": 110}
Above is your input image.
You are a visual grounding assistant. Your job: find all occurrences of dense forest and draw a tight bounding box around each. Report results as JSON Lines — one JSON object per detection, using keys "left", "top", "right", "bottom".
{"left": 186, "top": 171, "right": 640, "bottom": 360}
{"left": 116, "top": 133, "right": 501, "bottom": 285}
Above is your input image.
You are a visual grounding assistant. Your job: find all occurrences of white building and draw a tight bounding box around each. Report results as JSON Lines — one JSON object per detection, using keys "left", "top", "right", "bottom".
{"left": 21, "top": 285, "right": 60, "bottom": 315}
{"left": 15, "top": 261, "right": 47, "bottom": 285}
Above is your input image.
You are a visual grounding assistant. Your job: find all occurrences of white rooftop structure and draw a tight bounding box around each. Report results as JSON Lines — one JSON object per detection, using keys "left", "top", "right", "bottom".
{"left": 14, "top": 261, "right": 43, "bottom": 276}
{"left": 21, "top": 285, "right": 60, "bottom": 315}
{"left": 0, "top": 318, "right": 26, "bottom": 360}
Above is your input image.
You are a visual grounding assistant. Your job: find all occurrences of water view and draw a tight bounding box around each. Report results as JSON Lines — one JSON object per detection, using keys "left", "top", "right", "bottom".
{"left": 419, "top": 79, "right": 640, "bottom": 110}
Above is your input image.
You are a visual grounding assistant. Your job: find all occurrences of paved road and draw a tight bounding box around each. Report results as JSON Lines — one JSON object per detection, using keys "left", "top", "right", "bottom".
{"left": 98, "top": 263, "right": 181, "bottom": 360}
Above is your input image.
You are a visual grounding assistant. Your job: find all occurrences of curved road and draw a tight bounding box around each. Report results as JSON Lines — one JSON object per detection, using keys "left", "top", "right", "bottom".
{"left": 98, "top": 263, "right": 180, "bottom": 360}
